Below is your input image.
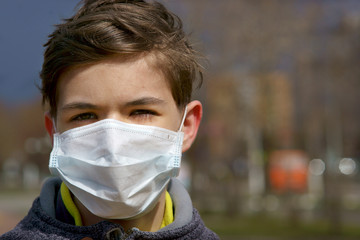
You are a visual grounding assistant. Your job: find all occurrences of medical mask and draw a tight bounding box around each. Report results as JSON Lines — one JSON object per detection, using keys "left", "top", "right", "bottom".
{"left": 49, "top": 109, "right": 186, "bottom": 219}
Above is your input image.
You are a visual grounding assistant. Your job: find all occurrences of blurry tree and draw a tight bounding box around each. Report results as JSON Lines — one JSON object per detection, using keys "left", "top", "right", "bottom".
{"left": 0, "top": 98, "right": 50, "bottom": 187}
{"left": 0, "top": 103, "right": 17, "bottom": 160}
{"left": 178, "top": 0, "right": 360, "bottom": 230}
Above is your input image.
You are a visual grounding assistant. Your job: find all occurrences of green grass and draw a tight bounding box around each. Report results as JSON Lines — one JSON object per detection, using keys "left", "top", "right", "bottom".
{"left": 201, "top": 212, "right": 360, "bottom": 239}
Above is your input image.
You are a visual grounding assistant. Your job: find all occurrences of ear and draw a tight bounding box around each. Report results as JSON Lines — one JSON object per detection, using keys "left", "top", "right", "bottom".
{"left": 44, "top": 111, "right": 55, "bottom": 145}
{"left": 182, "top": 100, "right": 202, "bottom": 153}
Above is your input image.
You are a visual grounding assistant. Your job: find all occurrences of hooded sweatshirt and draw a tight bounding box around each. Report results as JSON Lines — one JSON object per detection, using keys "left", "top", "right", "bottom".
{"left": 0, "top": 177, "right": 219, "bottom": 240}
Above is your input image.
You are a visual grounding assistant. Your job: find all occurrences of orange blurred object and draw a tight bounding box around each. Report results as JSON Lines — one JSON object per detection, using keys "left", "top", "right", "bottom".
{"left": 269, "top": 150, "right": 308, "bottom": 193}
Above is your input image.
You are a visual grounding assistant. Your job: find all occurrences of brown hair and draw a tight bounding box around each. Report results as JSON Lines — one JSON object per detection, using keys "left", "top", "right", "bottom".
{"left": 40, "top": 0, "right": 203, "bottom": 117}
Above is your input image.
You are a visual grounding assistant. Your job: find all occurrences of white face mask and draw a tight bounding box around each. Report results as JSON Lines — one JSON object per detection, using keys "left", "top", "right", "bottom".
{"left": 49, "top": 109, "right": 186, "bottom": 219}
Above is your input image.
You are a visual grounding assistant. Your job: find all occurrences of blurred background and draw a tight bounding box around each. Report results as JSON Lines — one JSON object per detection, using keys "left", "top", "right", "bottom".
{"left": 1, "top": 0, "right": 360, "bottom": 239}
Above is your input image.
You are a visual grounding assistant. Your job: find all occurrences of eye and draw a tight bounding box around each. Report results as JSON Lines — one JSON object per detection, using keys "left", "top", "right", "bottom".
{"left": 70, "top": 112, "right": 97, "bottom": 122}
{"left": 129, "top": 109, "right": 158, "bottom": 120}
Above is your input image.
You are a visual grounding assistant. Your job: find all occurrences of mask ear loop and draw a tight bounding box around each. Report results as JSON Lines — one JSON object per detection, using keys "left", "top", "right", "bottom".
{"left": 52, "top": 118, "right": 58, "bottom": 133}
{"left": 178, "top": 106, "right": 188, "bottom": 132}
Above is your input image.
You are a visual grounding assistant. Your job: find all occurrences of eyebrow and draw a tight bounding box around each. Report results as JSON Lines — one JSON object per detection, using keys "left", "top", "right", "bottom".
{"left": 60, "top": 97, "right": 166, "bottom": 111}
{"left": 60, "top": 102, "right": 98, "bottom": 111}
{"left": 124, "top": 97, "right": 166, "bottom": 107}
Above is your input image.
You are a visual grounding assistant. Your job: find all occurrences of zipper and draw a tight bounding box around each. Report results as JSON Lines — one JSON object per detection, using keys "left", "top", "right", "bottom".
{"left": 106, "top": 227, "right": 139, "bottom": 240}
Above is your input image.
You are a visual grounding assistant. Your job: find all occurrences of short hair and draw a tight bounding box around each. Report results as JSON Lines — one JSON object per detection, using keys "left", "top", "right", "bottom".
{"left": 40, "top": 0, "right": 203, "bottom": 117}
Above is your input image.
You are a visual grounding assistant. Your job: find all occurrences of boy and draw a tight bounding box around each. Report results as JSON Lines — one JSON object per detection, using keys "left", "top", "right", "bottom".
{"left": 1, "top": 0, "right": 219, "bottom": 239}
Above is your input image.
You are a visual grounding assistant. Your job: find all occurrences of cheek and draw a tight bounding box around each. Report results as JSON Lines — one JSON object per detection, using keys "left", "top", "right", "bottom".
{"left": 55, "top": 115, "right": 72, "bottom": 133}
{"left": 157, "top": 109, "right": 181, "bottom": 131}
{"left": 169, "top": 111, "right": 183, "bottom": 131}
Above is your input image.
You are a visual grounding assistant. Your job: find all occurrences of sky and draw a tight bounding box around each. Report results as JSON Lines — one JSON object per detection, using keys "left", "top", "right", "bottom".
{"left": 0, "top": 0, "right": 77, "bottom": 106}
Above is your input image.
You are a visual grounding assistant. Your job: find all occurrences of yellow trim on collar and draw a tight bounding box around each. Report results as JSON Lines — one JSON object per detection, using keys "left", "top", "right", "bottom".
{"left": 61, "top": 182, "right": 174, "bottom": 228}
{"left": 60, "top": 182, "right": 83, "bottom": 226}
{"left": 160, "top": 191, "right": 174, "bottom": 228}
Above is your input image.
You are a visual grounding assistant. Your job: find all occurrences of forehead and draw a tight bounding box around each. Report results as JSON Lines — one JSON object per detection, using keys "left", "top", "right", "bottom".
{"left": 56, "top": 54, "right": 174, "bottom": 109}
{"left": 59, "top": 53, "right": 164, "bottom": 84}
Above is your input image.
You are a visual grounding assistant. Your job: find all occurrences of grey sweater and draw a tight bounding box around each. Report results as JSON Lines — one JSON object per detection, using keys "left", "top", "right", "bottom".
{"left": 0, "top": 178, "right": 219, "bottom": 240}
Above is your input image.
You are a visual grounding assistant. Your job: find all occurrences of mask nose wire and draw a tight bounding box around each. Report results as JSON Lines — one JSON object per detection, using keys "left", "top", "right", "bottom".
{"left": 178, "top": 106, "right": 188, "bottom": 132}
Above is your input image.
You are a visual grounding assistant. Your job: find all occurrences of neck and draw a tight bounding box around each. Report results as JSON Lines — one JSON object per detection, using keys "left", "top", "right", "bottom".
{"left": 73, "top": 191, "right": 166, "bottom": 232}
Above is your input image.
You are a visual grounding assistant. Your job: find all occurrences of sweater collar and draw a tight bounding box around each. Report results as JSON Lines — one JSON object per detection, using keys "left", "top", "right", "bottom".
{"left": 39, "top": 177, "right": 193, "bottom": 231}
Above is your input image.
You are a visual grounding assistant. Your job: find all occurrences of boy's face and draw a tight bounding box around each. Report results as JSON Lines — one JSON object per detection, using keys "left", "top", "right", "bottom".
{"left": 54, "top": 55, "right": 183, "bottom": 134}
